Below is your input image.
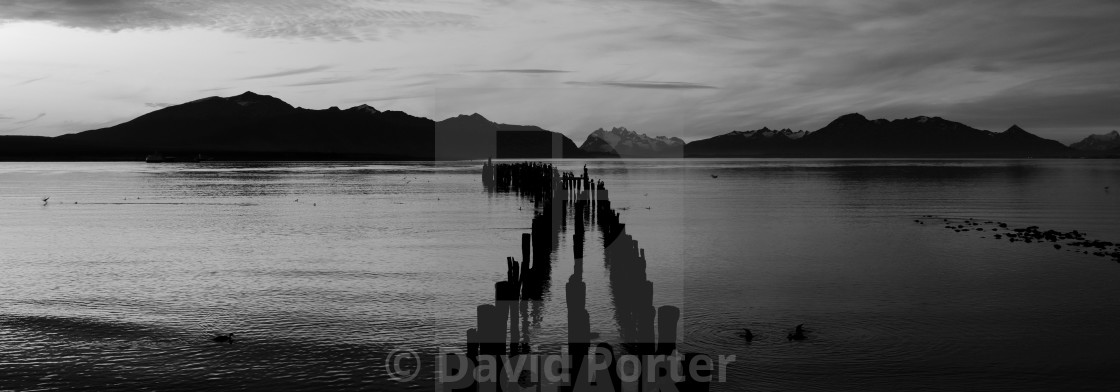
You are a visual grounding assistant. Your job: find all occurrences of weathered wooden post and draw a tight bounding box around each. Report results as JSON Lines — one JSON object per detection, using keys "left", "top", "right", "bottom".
{"left": 477, "top": 304, "right": 502, "bottom": 357}
{"left": 656, "top": 305, "right": 679, "bottom": 356}
{"left": 565, "top": 235, "right": 591, "bottom": 392}
{"left": 466, "top": 328, "right": 479, "bottom": 359}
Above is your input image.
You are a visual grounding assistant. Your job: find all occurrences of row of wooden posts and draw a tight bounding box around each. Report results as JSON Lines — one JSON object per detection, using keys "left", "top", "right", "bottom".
{"left": 460, "top": 160, "right": 709, "bottom": 391}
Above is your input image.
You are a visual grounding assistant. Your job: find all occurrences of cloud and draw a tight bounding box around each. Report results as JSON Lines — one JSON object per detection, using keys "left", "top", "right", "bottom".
{"left": 566, "top": 81, "right": 717, "bottom": 89}
{"left": 568, "top": 0, "right": 1120, "bottom": 138}
{"left": 345, "top": 94, "right": 430, "bottom": 104}
{"left": 238, "top": 65, "right": 333, "bottom": 80}
{"left": 282, "top": 76, "right": 364, "bottom": 87}
{"left": 11, "top": 76, "right": 49, "bottom": 86}
{"left": 14, "top": 113, "right": 46, "bottom": 125}
{"left": 145, "top": 102, "right": 175, "bottom": 108}
{"left": 3, "top": 0, "right": 1119, "bottom": 140}
{"left": 471, "top": 69, "right": 571, "bottom": 74}
{"left": 0, "top": 115, "right": 13, "bottom": 120}
{"left": 0, "top": 0, "right": 476, "bottom": 40}
{"left": 0, "top": 0, "right": 187, "bottom": 30}
{"left": 859, "top": 75, "right": 1120, "bottom": 141}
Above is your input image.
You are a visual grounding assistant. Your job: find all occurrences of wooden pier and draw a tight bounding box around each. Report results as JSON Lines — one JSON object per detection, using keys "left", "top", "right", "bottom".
{"left": 458, "top": 160, "right": 709, "bottom": 391}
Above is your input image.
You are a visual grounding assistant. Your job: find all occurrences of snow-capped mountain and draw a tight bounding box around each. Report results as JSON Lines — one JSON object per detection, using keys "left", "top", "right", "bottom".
{"left": 722, "top": 127, "right": 807, "bottom": 140}
{"left": 683, "top": 126, "right": 807, "bottom": 157}
{"left": 1069, "top": 130, "right": 1120, "bottom": 151}
{"left": 578, "top": 127, "right": 685, "bottom": 157}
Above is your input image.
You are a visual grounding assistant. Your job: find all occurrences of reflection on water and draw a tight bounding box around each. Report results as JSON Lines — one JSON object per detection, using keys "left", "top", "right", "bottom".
{"left": 670, "top": 159, "right": 1120, "bottom": 391}
{"left": 1, "top": 159, "right": 1119, "bottom": 391}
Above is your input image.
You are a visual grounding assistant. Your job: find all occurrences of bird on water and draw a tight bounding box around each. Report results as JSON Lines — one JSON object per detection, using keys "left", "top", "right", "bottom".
{"left": 213, "top": 333, "right": 235, "bottom": 344}
{"left": 787, "top": 324, "right": 807, "bottom": 341}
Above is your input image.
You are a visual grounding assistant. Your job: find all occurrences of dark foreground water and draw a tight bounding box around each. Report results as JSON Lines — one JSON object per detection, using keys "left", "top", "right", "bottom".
{"left": 1, "top": 159, "right": 1118, "bottom": 391}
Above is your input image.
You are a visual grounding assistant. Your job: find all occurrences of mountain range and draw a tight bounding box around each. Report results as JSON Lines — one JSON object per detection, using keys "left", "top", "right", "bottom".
{"left": 588, "top": 114, "right": 1079, "bottom": 158}
{"left": 0, "top": 92, "right": 1114, "bottom": 160}
{"left": 1069, "top": 130, "right": 1120, "bottom": 152}
{"left": 0, "top": 92, "right": 595, "bottom": 161}
{"left": 712, "top": 114, "right": 1072, "bottom": 157}
{"left": 683, "top": 127, "right": 807, "bottom": 157}
{"left": 579, "top": 127, "right": 685, "bottom": 158}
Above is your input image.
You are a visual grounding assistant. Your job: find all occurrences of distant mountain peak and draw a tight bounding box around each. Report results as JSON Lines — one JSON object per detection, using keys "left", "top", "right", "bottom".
{"left": 579, "top": 126, "right": 684, "bottom": 157}
{"left": 828, "top": 113, "right": 870, "bottom": 127}
{"left": 1089, "top": 130, "right": 1120, "bottom": 140}
{"left": 722, "top": 127, "right": 806, "bottom": 140}
{"left": 230, "top": 91, "right": 268, "bottom": 103}
{"left": 909, "top": 115, "right": 951, "bottom": 124}
{"left": 224, "top": 91, "right": 294, "bottom": 111}
{"left": 591, "top": 126, "right": 640, "bottom": 138}
{"left": 1070, "top": 129, "right": 1120, "bottom": 151}
{"left": 1004, "top": 125, "right": 1028, "bottom": 134}
{"left": 347, "top": 104, "right": 381, "bottom": 115}
{"left": 441, "top": 112, "right": 493, "bottom": 123}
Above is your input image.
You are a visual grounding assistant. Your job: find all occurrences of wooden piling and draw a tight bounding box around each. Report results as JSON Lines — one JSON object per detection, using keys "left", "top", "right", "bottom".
{"left": 473, "top": 161, "right": 713, "bottom": 391}
{"left": 656, "top": 305, "right": 679, "bottom": 356}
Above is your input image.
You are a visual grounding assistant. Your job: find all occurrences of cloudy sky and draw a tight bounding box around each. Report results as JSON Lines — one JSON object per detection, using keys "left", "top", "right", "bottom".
{"left": 2, "top": 0, "right": 1118, "bottom": 142}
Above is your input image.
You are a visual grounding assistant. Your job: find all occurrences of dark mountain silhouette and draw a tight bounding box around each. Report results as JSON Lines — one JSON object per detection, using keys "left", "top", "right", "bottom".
{"left": 0, "top": 99, "right": 1097, "bottom": 160}
{"left": 435, "top": 113, "right": 594, "bottom": 160}
{"left": 578, "top": 127, "right": 684, "bottom": 158}
{"left": 683, "top": 127, "right": 806, "bottom": 157}
{"left": 798, "top": 115, "right": 1069, "bottom": 156}
{"left": 1070, "top": 130, "right": 1120, "bottom": 151}
{"left": 0, "top": 92, "right": 594, "bottom": 161}
{"left": 51, "top": 92, "right": 436, "bottom": 160}
{"left": 685, "top": 114, "right": 1073, "bottom": 157}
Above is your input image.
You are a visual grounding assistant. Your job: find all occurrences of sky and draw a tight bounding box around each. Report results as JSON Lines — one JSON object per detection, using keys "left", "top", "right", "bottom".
{"left": 1, "top": 0, "right": 1118, "bottom": 143}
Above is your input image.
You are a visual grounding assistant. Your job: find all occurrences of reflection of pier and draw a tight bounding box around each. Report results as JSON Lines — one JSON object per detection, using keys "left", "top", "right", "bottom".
{"left": 451, "top": 160, "right": 710, "bottom": 390}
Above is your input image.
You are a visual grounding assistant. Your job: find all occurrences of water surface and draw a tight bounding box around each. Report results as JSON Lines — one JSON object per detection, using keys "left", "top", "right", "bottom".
{"left": 2, "top": 159, "right": 1119, "bottom": 391}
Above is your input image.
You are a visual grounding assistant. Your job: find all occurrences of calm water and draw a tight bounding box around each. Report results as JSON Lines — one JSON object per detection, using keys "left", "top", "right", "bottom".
{"left": 1, "top": 159, "right": 1119, "bottom": 391}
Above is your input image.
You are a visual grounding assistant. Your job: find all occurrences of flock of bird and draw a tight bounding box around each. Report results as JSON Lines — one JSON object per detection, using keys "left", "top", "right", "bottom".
{"left": 919, "top": 215, "right": 1120, "bottom": 263}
